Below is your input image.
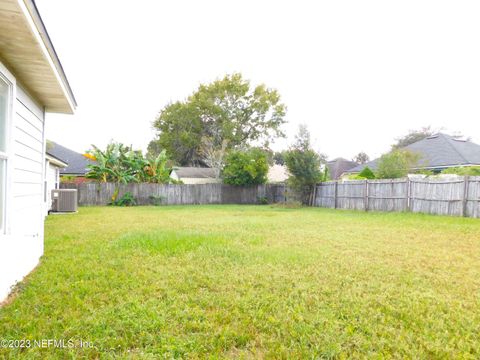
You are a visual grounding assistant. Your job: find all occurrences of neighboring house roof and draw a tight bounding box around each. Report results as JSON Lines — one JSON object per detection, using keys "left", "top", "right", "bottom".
{"left": 346, "top": 133, "right": 480, "bottom": 174}
{"left": 172, "top": 167, "right": 218, "bottom": 179}
{"left": 0, "top": 0, "right": 76, "bottom": 113}
{"left": 47, "top": 142, "right": 93, "bottom": 175}
{"left": 327, "top": 158, "right": 358, "bottom": 179}
{"left": 268, "top": 164, "right": 289, "bottom": 183}
{"left": 45, "top": 152, "right": 68, "bottom": 168}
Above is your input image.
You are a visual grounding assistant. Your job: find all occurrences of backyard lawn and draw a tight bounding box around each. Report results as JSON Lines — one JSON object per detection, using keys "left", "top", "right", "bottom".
{"left": 1, "top": 206, "right": 479, "bottom": 358}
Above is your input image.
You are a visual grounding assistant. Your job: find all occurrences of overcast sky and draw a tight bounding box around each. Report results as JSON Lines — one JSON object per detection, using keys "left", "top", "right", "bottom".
{"left": 37, "top": 0, "right": 480, "bottom": 160}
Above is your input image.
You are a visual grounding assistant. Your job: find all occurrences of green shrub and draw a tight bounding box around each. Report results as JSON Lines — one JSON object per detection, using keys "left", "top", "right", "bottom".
{"left": 284, "top": 149, "right": 322, "bottom": 187}
{"left": 376, "top": 150, "right": 420, "bottom": 179}
{"left": 441, "top": 166, "right": 480, "bottom": 176}
{"left": 60, "top": 175, "right": 76, "bottom": 183}
{"left": 321, "top": 165, "right": 331, "bottom": 182}
{"left": 110, "top": 192, "right": 137, "bottom": 207}
{"left": 347, "top": 174, "right": 368, "bottom": 180}
{"left": 257, "top": 196, "right": 269, "bottom": 205}
{"left": 358, "top": 166, "right": 375, "bottom": 179}
{"left": 284, "top": 149, "right": 322, "bottom": 203}
{"left": 149, "top": 195, "right": 166, "bottom": 206}
{"left": 283, "top": 125, "right": 324, "bottom": 204}
{"left": 222, "top": 149, "right": 269, "bottom": 186}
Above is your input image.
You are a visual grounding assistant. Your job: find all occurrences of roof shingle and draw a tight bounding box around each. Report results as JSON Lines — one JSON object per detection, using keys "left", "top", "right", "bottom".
{"left": 346, "top": 133, "right": 480, "bottom": 174}
{"left": 47, "top": 142, "right": 93, "bottom": 175}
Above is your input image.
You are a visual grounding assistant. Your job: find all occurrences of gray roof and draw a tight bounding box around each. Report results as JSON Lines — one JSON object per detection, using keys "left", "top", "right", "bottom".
{"left": 47, "top": 142, "right": 94, "bottom": 175}
{"left": 173, "top": 167, "right": 217, "bottom": 178}
{"left": 346, "top": 133, "right": 480, "bottom": 174}
{"left": 326, "top": 158, "right": 358, "bottom": 179}
{"left": 45, "top": 151, "right": 68, "bottom": 167}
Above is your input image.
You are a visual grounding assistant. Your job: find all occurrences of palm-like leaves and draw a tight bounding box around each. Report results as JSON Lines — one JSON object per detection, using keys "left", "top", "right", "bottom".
{"left": 84, "top": 143, "right": 175, "bottom": 201}
{"left": 143, "top": 150, "right": 171, "bottom": 183}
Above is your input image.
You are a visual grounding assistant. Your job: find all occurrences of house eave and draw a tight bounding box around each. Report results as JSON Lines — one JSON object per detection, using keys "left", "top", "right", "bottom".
{"left": 46, "top": 153, "right": 68, "bottom": 168}
{"left": 0, "top": 0, "right": 76, "bottom": 114}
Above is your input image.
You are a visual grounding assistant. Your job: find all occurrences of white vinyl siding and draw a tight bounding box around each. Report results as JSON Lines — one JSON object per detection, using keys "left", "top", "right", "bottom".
{"left": 10, "top": 86, "right": 45, "bottom": 235}
{"left": 0, "top": 72, "right": 46, "bottom": 301}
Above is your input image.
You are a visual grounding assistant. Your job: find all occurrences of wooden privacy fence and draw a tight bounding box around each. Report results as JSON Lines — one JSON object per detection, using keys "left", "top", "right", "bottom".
{"left": 314, "top": 176, "right": 480, "bottom": 218}
{"left": 60, "top": 183, "right": 286, "bottom": 206}
{"left": 61, "top": 177, "right": 480, "bottom": 218}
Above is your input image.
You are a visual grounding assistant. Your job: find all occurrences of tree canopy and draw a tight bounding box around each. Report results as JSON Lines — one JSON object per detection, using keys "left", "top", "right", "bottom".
{"left": 353, "top": 152, "right": 370, "bottom": 164}
{"left": 273, "top": 151, "right": 286, "bottom": 166}
{"left": 222, "top": 148, "right": 269, "bottom": 186}
{"left": 391, "top": 126, "right": 435, "bottom": 150}
{"left": 149, "top": 73, "right": 286, "bottom": 166}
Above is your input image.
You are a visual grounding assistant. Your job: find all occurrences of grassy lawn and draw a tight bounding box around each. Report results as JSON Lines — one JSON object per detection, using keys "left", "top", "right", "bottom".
{"left": 1, "top": 206, "right": 480, "bottom": 358}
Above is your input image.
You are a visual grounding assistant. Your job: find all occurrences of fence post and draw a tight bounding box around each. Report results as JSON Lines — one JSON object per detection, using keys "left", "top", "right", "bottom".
{"left": 462, "top": 175, "right": 470, "bottom": 217}
{"left": 311, "top": 183, "right": 317, "bottom": 207}
{"left": 406, "top": 177, "right": 411, "bottom": 212}
{"left": 364, "top": 180, "right": 369, "bottom": 211}
{"left": 334, "top": 181, "right": 338, "bottom": 209}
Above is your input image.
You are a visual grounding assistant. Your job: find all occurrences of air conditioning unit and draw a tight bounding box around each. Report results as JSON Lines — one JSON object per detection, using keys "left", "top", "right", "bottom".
{"left": 51, "top": 189, "right": 78, "bottom": 213}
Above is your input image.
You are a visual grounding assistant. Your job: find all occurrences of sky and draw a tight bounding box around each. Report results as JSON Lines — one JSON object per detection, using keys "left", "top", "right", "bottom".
{"left": 37, "top": 0, "right": 480, "bottom": 160}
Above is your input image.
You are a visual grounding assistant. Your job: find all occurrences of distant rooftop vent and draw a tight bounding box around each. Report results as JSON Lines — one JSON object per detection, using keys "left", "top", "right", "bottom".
{"left": 452, "top": 138, "right": 467, "bottom": 142}
{"left": 426, "top": 134, "right": 439, "bottom": 139}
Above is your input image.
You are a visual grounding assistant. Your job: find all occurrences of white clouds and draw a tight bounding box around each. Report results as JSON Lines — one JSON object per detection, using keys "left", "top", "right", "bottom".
{"left": 39, "top": 0, "right": 480, "bottom": 160}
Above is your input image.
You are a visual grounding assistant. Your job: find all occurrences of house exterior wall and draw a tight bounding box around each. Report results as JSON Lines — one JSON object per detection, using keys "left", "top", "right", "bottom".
{"left": 0, "top": 63, "right": 46, "bottom": 301}
{"left": 180, "top": 177, "right": 220, "bottom": 185}
{"left": 170, "top": 170, "right": 220, "bottom": 184}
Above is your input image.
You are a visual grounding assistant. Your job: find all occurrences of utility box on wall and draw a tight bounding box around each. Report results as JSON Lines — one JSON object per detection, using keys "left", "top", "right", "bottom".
{"left": 51, "top": 189, "right": 78, "bottom": 213}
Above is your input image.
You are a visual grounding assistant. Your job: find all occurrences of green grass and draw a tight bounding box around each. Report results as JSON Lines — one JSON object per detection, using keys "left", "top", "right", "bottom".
{"left": 1, "top": 205, "right": 480, "bottom": 358}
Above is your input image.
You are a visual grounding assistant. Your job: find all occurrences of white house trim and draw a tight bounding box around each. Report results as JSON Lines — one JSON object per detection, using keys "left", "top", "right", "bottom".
{"left": 16, "top": 0, "right": 75, "bottom": 113}
{"left": 0, "top": 0, "right": 76, "bottom": 114}
{"left": 0, "top": 60, "right": 16, "bottom": 236}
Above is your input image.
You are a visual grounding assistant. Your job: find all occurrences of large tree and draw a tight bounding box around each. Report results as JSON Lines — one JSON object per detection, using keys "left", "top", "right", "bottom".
{"left": 148, "top": 73, "right": 286, "bottom": 165}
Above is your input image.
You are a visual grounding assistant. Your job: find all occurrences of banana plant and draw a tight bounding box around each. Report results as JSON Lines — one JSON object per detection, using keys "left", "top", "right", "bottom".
{"left": 84, "top": 142, "right": 175, "bottom": 202}
{"left": 143, "top": 150, "right": 172, "bottom": 183}
{"left": 85, "top": 143, "right": 139, "bottom": 202}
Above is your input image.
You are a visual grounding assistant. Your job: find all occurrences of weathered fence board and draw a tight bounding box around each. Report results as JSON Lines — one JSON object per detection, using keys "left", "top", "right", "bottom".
{"left": 466, "top": 178, "right": 480, "bottom": 218}
{"left": 312, "top": 176, "right": 480, "bottom": 218}
{"left": 60, "top": 183, "right": 286, "bottom": 206}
